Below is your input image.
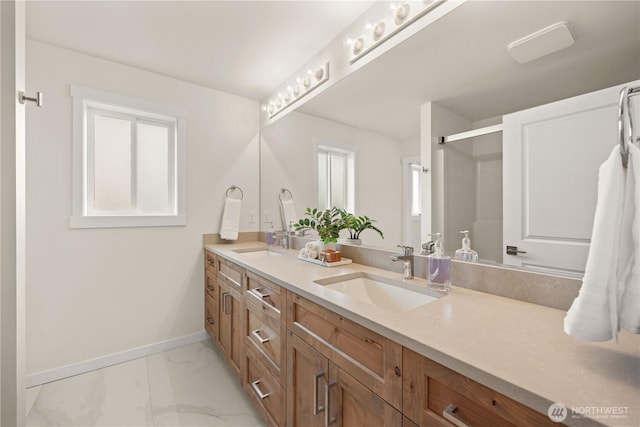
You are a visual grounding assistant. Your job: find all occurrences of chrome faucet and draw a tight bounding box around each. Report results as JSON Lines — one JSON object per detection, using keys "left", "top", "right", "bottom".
{"left": 421, "top": 240, "right": 435, "bottom": 255}
{"left": 391, "top": 245, "right": 414, "bottom": 280}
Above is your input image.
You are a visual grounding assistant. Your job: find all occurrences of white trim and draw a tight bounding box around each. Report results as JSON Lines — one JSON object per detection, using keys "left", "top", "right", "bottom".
{"left": 70, "top": 214, "right": 187, "bottom": 229}
{"left": 71, "top": 84, "right": 188, "bottom": 119}
{"left": 25, "top": 331, "right": 209, "bottom": 388}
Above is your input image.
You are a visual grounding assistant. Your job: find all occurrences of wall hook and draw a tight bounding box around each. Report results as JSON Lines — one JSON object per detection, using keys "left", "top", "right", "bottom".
{"left": 19, "top": 91, "right": 43, "bottom": 107}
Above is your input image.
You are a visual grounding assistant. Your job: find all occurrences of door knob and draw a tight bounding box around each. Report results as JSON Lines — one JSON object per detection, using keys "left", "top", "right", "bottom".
{"left": 506, "top": 245, "right": 527, "bottom": 255}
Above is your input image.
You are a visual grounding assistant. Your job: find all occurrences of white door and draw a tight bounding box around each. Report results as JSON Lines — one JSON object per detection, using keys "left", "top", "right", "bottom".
{"left": 503, "top": 80, "right": 640, "bottom": 276}
{"left": 0, "top": 1, "right": 26, "bottom": 425}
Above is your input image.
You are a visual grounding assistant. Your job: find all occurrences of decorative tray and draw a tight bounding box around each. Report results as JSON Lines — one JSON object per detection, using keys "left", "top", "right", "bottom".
{"left": 297, "top": 256, "right": 353, "bottom": 267}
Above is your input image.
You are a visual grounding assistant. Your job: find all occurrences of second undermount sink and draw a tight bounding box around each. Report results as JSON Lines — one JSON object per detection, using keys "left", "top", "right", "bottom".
{"left": 232, "top": 248, "right": 283, "bottom": 258}
{"left": 314, "top": 272, "right": 439, "bottom": 313}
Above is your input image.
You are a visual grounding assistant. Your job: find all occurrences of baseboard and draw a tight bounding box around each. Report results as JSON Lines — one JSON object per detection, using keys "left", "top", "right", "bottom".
{"left": 25, "top": 330, "right": 209, "bottom": 388}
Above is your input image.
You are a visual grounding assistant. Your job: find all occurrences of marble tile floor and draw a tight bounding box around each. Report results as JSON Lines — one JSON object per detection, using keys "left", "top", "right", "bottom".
{"left": 25, "top": 340, "right": 266, "bottom": 427}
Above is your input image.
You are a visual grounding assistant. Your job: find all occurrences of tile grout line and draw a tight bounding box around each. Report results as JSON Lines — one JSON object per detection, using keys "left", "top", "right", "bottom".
{"left": 144, "top": 354, "right": 156, "bottom": 427}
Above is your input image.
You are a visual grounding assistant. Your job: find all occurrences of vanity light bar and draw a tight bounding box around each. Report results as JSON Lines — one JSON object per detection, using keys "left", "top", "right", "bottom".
{"left": 347, "top": 0, "right": 445, "bottom": 64}
{"left": 263, "top": 62, "right": 330, "bottom": 119}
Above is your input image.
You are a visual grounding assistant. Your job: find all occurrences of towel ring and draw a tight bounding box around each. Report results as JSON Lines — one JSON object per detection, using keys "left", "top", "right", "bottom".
{"left": 279, "top": 188, "right": 293, "bottom": 202}
{"left": 618, "top": 85, "right": 640, "bottom": 169}
{"left": 226, "top": 185, "right": 243, "bottom": 200}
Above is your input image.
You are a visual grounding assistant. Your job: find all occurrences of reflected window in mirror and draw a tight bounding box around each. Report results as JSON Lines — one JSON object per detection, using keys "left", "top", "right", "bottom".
{"left": 315, "top": 144, "right": 355, "bottom": 212}
{"left": 410, "top": 162, "right": 422, "bottom": 217}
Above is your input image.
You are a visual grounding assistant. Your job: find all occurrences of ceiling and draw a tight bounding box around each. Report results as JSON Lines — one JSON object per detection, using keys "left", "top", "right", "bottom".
{"left": 26, "top": 1, "right": 640, "bottom": 141}
{"left": 26, "top": 0, "right": 374, "bottom": 100}
{"left": 299, "top": 0, "right": 640, "bottom": 139}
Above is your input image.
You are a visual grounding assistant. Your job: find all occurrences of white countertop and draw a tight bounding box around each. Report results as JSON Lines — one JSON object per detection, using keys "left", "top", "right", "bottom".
{"left": 206, "top": 242, "right": 640, "bottom": 427}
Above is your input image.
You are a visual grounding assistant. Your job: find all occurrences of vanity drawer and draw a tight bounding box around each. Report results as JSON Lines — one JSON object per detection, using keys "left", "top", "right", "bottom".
{"left": 245, "top": 271, "right": 283, "bottom": 322}
{"left": 217, "top": 258, "right": 243, "bottom": 290}
{"left": 204, "top": 293, "right": 217, "bottom": 339}
{"left": 246, "top": 298, "right": 286, "bottom": 384}
{"left": 205, "top": 270, "right": 217, "bottom": 299}
{"left": 204, "top": 250, "right": 217, "bottom": 274}
{"left": 245, "top": 346, "right": 285, "bottom": 427}
{"left": 287, "top": 291, "right": 403, "bottom": 410}
{"left": 403, "top": 348, "right": 561, "bottom": 427}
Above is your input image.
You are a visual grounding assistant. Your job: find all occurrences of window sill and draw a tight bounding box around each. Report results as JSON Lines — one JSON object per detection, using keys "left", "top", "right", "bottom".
{"left": 69, "top": 215, "right": 187, "bottom": 229}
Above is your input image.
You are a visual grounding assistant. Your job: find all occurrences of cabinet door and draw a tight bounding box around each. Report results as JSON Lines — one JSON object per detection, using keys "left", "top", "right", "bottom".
{"left": 327, "top": 361, "right": 402, "bottom": 427}
{"left": 287, "top": 332, "right": 328, "bottom": 427}
{"left": 218, "top": 278, "right": 244, "bottom": 381}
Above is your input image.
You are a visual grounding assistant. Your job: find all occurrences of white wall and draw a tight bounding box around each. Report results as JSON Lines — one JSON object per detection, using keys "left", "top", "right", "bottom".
{"left": 261, "top": 111, "right": 402, "bottom": 247}
{"left": 25, "top": 40, "right": 260, "bottom": 376}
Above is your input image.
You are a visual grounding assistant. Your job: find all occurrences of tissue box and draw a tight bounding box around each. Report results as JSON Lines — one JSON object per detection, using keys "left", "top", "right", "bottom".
{"left": 320, "top": 250, "right": 341, "bottom": 263}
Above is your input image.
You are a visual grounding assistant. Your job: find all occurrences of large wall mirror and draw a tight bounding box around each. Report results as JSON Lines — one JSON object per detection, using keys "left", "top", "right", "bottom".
{"left": 260, "top": 1, "right": 640, "bottom": 274}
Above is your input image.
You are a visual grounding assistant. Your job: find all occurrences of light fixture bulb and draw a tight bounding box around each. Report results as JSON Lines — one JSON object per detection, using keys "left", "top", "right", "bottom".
{"left": 394, "top": 3, "right": 410, "bottom": 25}
{"left": 302, "top": 76, "right": 311, "bottom": 88}
{"left": 292, "top": 85, "right": 300, "bottom": 96}
{"left": 372, "top": 22, "right": 386, "bottom": 41}
{"left": 352, "top": 37, "right": 365, "bottom": 55}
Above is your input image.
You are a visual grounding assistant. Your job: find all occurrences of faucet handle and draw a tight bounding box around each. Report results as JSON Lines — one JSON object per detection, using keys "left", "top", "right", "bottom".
{"left": 396, "top": 245, "right": 414, "bottom": 256}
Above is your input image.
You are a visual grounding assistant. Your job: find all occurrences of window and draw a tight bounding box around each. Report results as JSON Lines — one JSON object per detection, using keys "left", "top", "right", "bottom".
{"left": 71, "top": 85, "right": 186, "bottom": 228}
{"left": 315, "top": 142, "right": 355, "bottom": 212}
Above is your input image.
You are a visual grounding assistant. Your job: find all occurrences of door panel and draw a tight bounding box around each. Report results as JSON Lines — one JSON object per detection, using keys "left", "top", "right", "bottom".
{"left": 503, "top": 80, "right": 640, "bottom": 276}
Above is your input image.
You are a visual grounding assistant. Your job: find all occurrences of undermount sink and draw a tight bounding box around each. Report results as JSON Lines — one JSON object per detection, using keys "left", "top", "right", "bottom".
{"left": 314, "top": 272, "right": 439, "bottom": 312}
{"left": 232, "top": 248, "right": 283, "bottom": 258}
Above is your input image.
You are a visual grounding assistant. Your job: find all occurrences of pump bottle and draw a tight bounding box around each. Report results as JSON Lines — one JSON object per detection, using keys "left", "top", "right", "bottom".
{"left": 426, "top": 233, "right": 451, "bottom": 294}
{"left": 454, "top": 230, "right": 479, "bottom": 262}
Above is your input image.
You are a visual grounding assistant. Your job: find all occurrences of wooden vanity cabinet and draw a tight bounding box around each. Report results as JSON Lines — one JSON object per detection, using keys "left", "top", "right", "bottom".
{"left": 287, "top": 291, "right": 403, "bottom": 410}
{"left": 204, "top": 251, "right": 218, "bottom": 340}
{"left": 243, "top": 271, "right": 287, "bottom": 426}
{"left": 403, "top": 348, "right": 562, "bottom": 427}
{"left": 287, "top": 332, "right": 402, "bottom": 427}
{"left": 215, "top": 257, "right": 245, "bottom": 382}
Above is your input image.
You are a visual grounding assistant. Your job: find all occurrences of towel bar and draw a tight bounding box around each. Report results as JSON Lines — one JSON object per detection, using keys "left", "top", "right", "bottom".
{"left": 618, "top": 85, "right": 640, "bottom": 168}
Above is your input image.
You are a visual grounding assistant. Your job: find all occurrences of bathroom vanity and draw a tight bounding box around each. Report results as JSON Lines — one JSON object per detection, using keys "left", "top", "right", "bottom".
{"left": 204, "top": 240, "right": 639, "bottom": 427}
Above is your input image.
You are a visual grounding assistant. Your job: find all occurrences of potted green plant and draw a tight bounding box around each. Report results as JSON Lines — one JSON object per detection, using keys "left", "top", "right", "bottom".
{"left": 339, "top": 209, "right": 384, "bottom": 244}
{"left": 294, "top": 207, "right": 345, "bottom": 245}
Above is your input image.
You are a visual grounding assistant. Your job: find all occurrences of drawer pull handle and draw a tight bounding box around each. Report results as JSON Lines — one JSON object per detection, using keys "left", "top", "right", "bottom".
{"left": 324, "top": 380, "right": 337, "bottom": 426}
{"left": 206, "top": 317, "right": 214, "bottom": 325}
{"left": 443, "top": 404, "right": 471, "bottom": 427}
{"left": 206, "top": 285, "right": 214, "bottom": 293}
{"left": 313, "top": 372, "right": 325, "bottom": 415}
{"left": 251, "top": 329, "right": 270, "bottom": 344}
{"left": 222, "top": 292, "right": 232, "bottom": 314}
{"left": 250, "top": 380, "right": 270, "bottom": 400}
{"left": 251, "top": 288, "right": 270, "bottom": 299}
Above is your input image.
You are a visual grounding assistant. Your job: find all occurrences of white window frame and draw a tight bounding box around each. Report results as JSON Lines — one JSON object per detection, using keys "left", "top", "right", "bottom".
{"left": 70, "top": 85, "right": 187, "bottom": 228}
{"left": 313, "top": 139, "right": 356, "bottom": 213}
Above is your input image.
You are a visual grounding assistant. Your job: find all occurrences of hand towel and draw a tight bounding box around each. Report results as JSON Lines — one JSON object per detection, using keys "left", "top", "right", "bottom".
{"left": 305, "top": 241, "right": 320, "bottom": 252}
{"left": 308, "top": 250, "right": 318, "bottom": 259}
{"left": 299, "top": 248, "right": 309, "bottom": 258}
{"left": 281, "top": 199, "right": 298, "bottom": 230}
{"left": 220, "top": 197, "right": 241, "bottom": 240}
{"left": 564, "top": 145, "right": 634, "bottom": 341}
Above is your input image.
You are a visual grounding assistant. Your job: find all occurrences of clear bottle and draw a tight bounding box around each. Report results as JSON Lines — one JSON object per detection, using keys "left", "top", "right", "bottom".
{"left": 426, "top": 233, "right": 451, "bottom": 293}
{"left": 454, "top": 230, "right": 479, "bottom": 262}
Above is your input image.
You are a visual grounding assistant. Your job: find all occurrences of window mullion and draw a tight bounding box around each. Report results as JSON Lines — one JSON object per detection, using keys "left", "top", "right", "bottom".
{"left": 86, "top": 108, "right": 96, "bottom": 215}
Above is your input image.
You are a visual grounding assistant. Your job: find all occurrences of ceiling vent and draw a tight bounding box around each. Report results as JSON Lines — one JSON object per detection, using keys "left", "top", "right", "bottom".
{"left": 507, "top": 22, "right": 575, "bottom": 64}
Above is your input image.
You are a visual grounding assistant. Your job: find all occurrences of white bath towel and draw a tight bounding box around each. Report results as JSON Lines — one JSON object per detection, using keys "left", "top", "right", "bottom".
{"left": 564, "top": 144, "right": 640, "bottom": 341}
{"left": 308, "top": 250, "right": 318, "bottom": 259}
{"left": 299, "top": 248, "right": 310, "bottom": 258}
{"left": 220, "top": 197, "right": 241, "bottom": 240}
{"left": 281, "top": 199, "right": 298, "bottom": 230}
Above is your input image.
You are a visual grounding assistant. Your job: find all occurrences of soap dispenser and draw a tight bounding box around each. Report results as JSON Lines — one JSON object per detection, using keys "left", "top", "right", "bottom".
{"left": 426, "top": 233, "right": 451, "bottom": 294}
{"left": 454, "top": 230, "right": 479, "bottom": 262}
